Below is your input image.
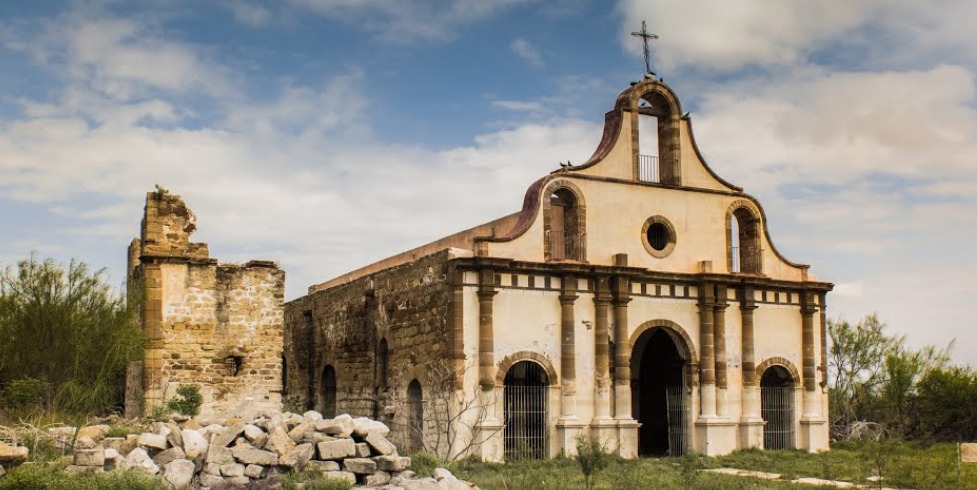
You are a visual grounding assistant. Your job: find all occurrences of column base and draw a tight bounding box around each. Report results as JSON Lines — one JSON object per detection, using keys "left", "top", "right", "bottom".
{"left": 739, "top": 417, "right": 764, "bottom": 449}
{"left": 474, "top": 418, "right": 505, "bottom": 462}
{"left": 615, "top": 419, "right": 640, "bottom": 458}
{"left": 694, "top": 417, "right": 738, "bottom": 456}
{"left": 589, "top": 416, "right": 618, "bottom": 453}
{"left": 556, "top": 417, "right": 587, "bottom": 457}
{"left": 798, "top": 417, "right": 829, "bottom": 453}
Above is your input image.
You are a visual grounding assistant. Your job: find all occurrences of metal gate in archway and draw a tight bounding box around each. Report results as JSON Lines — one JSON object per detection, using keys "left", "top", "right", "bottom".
{"left": 761, "top": 365, "right": 795, "bottom": 450}
{"left": 665, "top": 386, "right": 688, "bottom": 456}
{"left": 503, "top": 361, "right": 548, "bottom": 460}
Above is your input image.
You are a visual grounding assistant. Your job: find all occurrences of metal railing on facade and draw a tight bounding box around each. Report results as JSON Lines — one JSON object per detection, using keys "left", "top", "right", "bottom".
{"left": 638, "top": 154, "right": 660, "bottom": 183}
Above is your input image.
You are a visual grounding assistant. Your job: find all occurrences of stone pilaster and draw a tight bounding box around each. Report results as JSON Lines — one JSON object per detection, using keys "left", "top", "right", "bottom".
{"left": 557, "top": 275, "right": 582, "bottom": 453}
{"left": 799, "top": 290, "right": 828, "bottom": 452}
{"left": 477, "top": 269, "right": 498, "bottom": 390}
{"left": 697, "top": 283, "right": 717, "bottom": 418}
{"left": 738, "top": 287, "right": 763, "bottom": 448}
{"left": 611, "top": 272, "right": 638, "bottom": 457}
{"left": 590, "top": 276, "right": 616, "bottom": 449}
{"left": 713, "top": 286, "right": 729, "bottom": 417}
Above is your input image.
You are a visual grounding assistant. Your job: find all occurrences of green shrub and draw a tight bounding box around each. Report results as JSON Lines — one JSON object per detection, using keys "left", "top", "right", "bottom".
{"left": 0, "top": 465, "right": 165, "bottom": 490}
{"left": 1, "top": 378, "right": 51, "bottom": 410}
{"left": 574, "top": 432, "right": 610, "bottom": 490}
{"left": 410, "top": 451, "right": 441, "bottom": 478}
{"left": 166, "top": 385, "right": 202, "bottom": 417}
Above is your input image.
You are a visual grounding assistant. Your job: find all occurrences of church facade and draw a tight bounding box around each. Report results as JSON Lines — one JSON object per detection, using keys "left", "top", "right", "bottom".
{"left": 283, "top": 77, "right": 832, "bottom": 460}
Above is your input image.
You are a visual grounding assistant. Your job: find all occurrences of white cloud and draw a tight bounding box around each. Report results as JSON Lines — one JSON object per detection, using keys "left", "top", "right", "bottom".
{"left": 287, "top": 0, "right": 531, "bottom": 40}
{"left": 3, "top": 13, "right": 231, "bottom": 100}
{"left": 692, "top": 65, "right": 977, "bottom": 195}
{"left": 615, "top": 0, "right": 977, "bottom": 72}
{"left": 511, "top": 38, "right": 542, "bottom": 67}
{"left": 230, "top": 2, "right": 272, "bottom": 26}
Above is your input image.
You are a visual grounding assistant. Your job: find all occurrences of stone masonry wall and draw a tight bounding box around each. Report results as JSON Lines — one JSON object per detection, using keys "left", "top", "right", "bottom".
{"left": 128, "top": 190, "right": 285, "bottom": 418}
{"left": 284, "top": 250, "right": 457, "bottom": 453}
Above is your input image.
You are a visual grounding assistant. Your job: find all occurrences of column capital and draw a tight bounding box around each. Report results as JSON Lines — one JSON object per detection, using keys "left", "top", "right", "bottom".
{"left": 559, "top": 293, "right": 579, "bottom": 306}
{"left": 477, "top": 288, "right": 498, "bottom": 301}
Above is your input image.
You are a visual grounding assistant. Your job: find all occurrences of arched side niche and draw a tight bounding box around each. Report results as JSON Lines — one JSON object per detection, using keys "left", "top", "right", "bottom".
{"left": 320, "top": 364, "right": 337, "bottom": 418}
{"left": 726, "top": 200, "right": 762, "bottom": 274}
{"left": 541, "top": 180, "right": 587, "bottom": 263}
{"left": 632, "top": 86, "right": 682, "bottom": 186}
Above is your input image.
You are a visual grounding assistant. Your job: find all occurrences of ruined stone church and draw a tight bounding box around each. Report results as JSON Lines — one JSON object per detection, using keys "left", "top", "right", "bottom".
{"left": 126, "top": 75, "right": 831, "bottom": 461}
{"left": 281, "top": 77, "right": 832, "bottom": 459}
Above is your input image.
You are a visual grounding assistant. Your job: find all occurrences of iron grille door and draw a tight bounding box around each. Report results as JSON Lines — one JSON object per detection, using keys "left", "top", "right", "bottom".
{"left": 665, "top": 386, "right": 687, "bottom": 456}
{"left": 504, "top": 362, "right": 548, "bottom": 459}
{"left": 761, "top": 386, "right": 794, "bottom": 450}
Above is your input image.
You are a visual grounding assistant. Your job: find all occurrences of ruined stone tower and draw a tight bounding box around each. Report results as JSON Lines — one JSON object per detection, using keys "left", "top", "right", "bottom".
{"left": 126, "top": 189, "right": 285, "bottom": 417}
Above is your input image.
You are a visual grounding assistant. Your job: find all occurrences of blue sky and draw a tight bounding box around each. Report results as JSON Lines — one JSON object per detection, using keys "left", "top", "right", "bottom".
{"left": 1, "top": 1, "right": 976, "bottom": 365}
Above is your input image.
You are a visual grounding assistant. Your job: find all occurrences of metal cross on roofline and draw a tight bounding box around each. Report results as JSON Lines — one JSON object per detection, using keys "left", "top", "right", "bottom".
{"left": 631, "top": 20, "right": 659, "bottom": 76}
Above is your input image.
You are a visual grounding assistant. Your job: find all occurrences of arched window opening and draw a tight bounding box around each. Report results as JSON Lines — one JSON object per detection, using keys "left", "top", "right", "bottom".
{"left": 549, "top": 189, "right": 582, "bottom": 261}
{"left": 636, "top": 91, "right": 680, "bottom": 185}
{"left": 503, "top": 361, "right": 549, "bottom": 460}
{"left": 378, "top": 339, "right": 389, "bottom": 391}
{"left": 730, "top": 208, "right": 761, "bottom": 274}
{"left": 407, "top": 379, "right": 423, "bottom": 453}
{"left": 761, "top": 365, "right": 794, "bottom": 450}
{"left": 321, "top": 365, "right": 337, "bottom": 418}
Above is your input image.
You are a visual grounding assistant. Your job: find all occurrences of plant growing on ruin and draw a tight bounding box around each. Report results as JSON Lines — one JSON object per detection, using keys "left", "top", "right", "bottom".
{"left": 575, "top": 432, "right": 610, "bottom": 490}
{"left": 166, "top": 384, "right": 203, "bottom": 417}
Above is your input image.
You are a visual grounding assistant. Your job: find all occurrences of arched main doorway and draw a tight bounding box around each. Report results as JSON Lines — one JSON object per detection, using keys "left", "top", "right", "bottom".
{"left": 320, "top": 365, "right": 337, "bottom": 418}
{"left": 503, "top": 361, "right": 549, "bottom": 460}
{"left": 760, "top": 365, "right": 795, "bottom": 450}
{"left": 631, "top": 327, "right": 690, "bottom": 456}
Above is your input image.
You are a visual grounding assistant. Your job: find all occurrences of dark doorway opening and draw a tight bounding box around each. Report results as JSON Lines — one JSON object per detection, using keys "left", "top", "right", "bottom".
{"left": 632, "top": 328, "right": 688, "bottom": 456}
{"left": 321, "top": 365, "right": 337, "bottom": 418}
{"left": 761, "top": 365, "right": 795, "bottom": 450}
{"left": 407, "top": 379, "right": 423, "bottom": 453}
{"left": 503, "top": 361, "right": 549, "bottom": 460}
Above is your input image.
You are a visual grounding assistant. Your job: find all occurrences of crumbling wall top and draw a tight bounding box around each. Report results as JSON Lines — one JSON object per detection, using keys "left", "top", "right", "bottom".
{"left": 139, "top": 188, "right": 210, "bottom": 261}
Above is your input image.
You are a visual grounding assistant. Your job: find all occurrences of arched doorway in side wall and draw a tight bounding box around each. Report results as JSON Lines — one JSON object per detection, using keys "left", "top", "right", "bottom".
{"left": 631, "top": 327, "right": 690, "bottom": 456}
{"left": 503, "top": 360, "right": 549, "bottom": 460}
{"left": 761, "top": 365, "right": 795, "bottom": 450}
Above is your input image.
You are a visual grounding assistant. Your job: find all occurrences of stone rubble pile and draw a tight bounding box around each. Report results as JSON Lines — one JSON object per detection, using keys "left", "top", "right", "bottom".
{"left": 0, "top": 440, "right": 30, "bottom": 479}
{"left": 47, "top": 410, "right": 475, "bottom": 489}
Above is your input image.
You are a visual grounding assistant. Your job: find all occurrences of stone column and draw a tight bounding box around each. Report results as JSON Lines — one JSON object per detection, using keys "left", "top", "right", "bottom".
{"left": 819, "top": 292, "right": 828, "bottom": 390}
{"left": 801, "top": 292, "right": 819, "bottom": 415}
{"left": 557, "top": 275, "right": 584, "bottom": 454}
{"left": 611, "top": 269, "right": 638, "bottom": 457}
{"left": 612, "top": 276, "right": 632, "bottom": 419}
{"left": 738, "top": 287, "right": 763, "bottom": 448}
{"left": 477, "top": 269, "right": 498, "bottom": 389}
{"left": 475, "top": 269, "right": 503, "bottom": 461}
{"left": 714, "top": 286, "right": 729, "bottom": 417}
{"left": 799, "top": 290, "right": 828, "bottom": 452}
{"left": 697, "top": 283, "right": 717, "bottom": 418}
{"left": 560, "top": 276, "right": 578, "bottom": 415}
{"left": 591, "top": 276, "right": 616, "bottom": 449}
{"left": 593, "top": 277, "right": 612, "bottom": 421}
